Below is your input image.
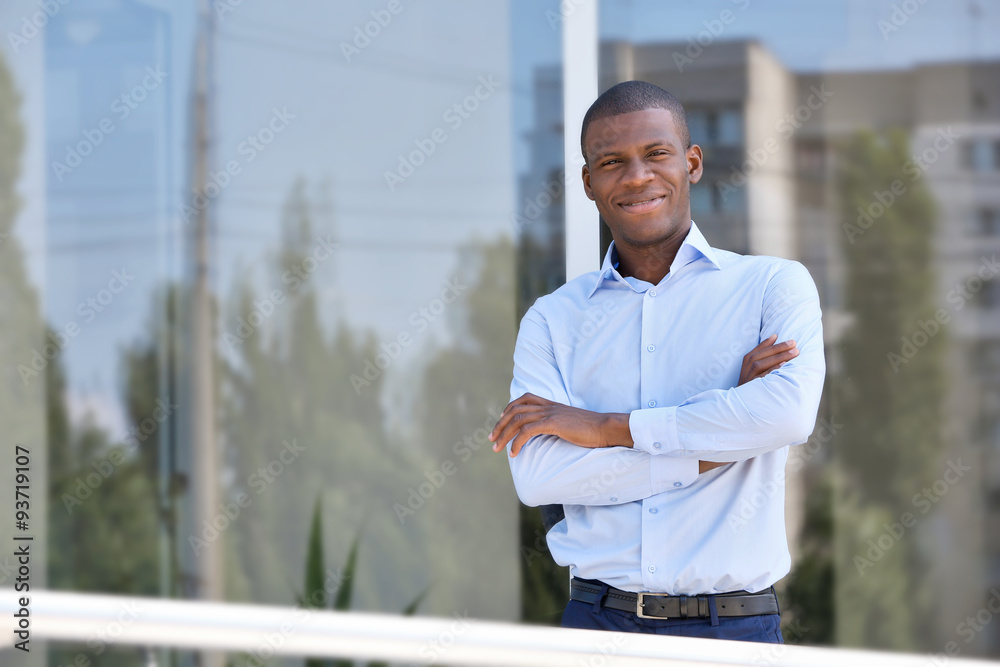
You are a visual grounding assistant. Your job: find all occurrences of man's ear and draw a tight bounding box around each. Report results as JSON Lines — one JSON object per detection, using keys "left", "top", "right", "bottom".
{"left": 582, "top": 163, "right": 595, "bottom": 200}
{"left": 687, "top": 144, "right": 704, "bottom": 185}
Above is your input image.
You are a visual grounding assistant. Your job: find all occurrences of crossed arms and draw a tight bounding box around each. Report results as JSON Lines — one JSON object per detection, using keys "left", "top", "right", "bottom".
{"left": 489, "top": 261, "right": 825, "bottom": 507}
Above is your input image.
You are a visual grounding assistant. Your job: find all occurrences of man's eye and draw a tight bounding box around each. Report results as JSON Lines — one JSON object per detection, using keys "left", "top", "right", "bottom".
{"left": 601, "top": 159, "right": 619, "bottom": 166}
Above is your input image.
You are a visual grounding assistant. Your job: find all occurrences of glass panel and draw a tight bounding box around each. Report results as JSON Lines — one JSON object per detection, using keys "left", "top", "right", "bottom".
{"left": 1, "top": 0, "right": 563, "bottom": 664}
{"left": 716, "top": 108, "right": 743, "bottom": 147}
{"left": 598, "top": 0, "right": 1000, "bottom": 658}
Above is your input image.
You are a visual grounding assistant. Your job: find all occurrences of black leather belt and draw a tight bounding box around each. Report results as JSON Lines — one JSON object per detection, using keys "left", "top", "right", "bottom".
{"left": 570, "top": 577, "right": 779, "bottom": 620}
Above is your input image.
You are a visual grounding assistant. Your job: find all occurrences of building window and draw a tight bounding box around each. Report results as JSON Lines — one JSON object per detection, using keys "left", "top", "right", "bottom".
{"left": 716, "top": 109, "right": 744, "bottom": 147}
{"left": 975, "top": 277, "right": 1000, "bottom": 308}
{"left": 691, "top": 181, "right": 712, "bottom": 214}
{"left": 688, "top": 109, "right": 709, "bottom": 146}
{"left": 964, "top": 139, "right": 1000, "bottom": 171}
{"left": 978, "top": 208, "right": 1000, "bottom": 236}
{"left": 686, "top": 108, "right": 743, "bottom": 148}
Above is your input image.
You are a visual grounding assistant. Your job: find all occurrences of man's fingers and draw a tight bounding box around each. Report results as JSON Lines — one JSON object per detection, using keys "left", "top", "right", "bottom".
{"left": 499, "top": 392, "right": 547, "bottom": 417}
{"left": 492, "top": 407, "right": 547, "bottom": 452}
{"left": 746, "top": 338, "right": 796, "bottom": 364}
{"left": 746, "top": 334, "right": 778, "bottom": 356}
{"left": 491, "top": 405, "right": 545, "bottom": 442}
{"left": 748, "top": 347, "right": 799, "bottom": 379}
{"left": 509, "top": 419, "right": 547, "bottom": 457}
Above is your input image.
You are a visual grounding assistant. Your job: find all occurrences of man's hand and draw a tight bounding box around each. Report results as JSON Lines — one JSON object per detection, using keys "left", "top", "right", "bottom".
{"left": 488, "top": 393, "right": 630, "bottom": 457}
{"left": 739, "top": 334, "right": 798, "bottom": 385}
{"left": 492, "top": 335, "right": 798, "bottom": 460}
{"left": 699, "top": 335, "right": 799, "bottom": 473}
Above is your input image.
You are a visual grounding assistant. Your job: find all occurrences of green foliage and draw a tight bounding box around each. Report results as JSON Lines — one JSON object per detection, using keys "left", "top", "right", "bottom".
{"left": 296, "top": 495, "right": 428, "bottom": 667}
{"left": 782, "top": 469, "right": 834, "bottom": 645}
{"left": 833, "top": 128, "right": 946, "bottom": 650}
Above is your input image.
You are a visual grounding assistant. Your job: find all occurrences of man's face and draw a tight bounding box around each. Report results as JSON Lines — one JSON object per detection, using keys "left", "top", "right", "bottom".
{"left": 582, "top": 108, "right": 703, "bottom": 249}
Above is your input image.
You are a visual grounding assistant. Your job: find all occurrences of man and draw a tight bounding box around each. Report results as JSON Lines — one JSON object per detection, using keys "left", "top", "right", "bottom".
{"left": 489, "top": 81, "right": 825, "bottom": 644}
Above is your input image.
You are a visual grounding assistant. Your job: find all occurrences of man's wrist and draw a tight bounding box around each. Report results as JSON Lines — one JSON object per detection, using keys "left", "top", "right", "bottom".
{"left": 601, "top": 413, "right": 634, "bottom": 448}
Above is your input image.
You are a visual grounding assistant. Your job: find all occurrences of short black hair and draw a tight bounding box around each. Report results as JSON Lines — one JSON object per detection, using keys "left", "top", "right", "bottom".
{"left": 580, "top": 80, "right": 690, "bottom": 163}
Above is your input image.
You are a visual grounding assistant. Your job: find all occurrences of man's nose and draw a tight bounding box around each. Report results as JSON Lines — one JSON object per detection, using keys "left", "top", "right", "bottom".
{"left": 621, "top": 158, "right": 653, "bottom": 187}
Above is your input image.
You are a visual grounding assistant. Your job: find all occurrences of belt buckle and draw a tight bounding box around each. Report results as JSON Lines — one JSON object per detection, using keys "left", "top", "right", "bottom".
{"left": 636, "top": 592, "right": 667, "bottom": 619}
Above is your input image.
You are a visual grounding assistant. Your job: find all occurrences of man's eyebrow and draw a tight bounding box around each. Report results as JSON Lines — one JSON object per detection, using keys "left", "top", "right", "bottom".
{"left": 591, "top": 140, "right": 671, "bottom": 161}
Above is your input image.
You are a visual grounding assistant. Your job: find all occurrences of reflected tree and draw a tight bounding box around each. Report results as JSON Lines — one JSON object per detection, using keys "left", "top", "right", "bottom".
{"left": 833, "top": 128, "right": 945, "bottom": 651}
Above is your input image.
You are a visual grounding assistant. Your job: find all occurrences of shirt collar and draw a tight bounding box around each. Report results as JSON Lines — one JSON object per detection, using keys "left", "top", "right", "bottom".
{"left": 587, "top": 220, "right": 721, "bottom": 299}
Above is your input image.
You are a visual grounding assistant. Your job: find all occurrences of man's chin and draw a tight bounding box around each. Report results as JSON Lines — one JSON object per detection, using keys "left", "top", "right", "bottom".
{"left": 611, "top": 222, "right": 680, "bottom": 249}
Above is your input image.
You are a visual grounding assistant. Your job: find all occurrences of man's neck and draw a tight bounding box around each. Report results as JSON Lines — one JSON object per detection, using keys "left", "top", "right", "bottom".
{"left": 615, "top": 221, "right": 691, "bottom": 285}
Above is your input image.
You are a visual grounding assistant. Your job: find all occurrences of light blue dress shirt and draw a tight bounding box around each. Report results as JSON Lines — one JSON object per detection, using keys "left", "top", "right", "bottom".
{"left": 506, "top": 220, "right": 825, "bottom": 595}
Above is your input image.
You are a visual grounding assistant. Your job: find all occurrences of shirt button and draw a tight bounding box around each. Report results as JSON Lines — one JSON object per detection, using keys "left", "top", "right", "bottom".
{"left": 673, "top": 482, "right": 682, "bottom": 488}
{"left": 648, "top": 565, "right": 656, "bottom": 573}
{"left": 649, "top": 507, "right": 658, "bottom": 514}
{"left": 610, "top": 497, "right": 617, "bottom": 502}
{"left": 648, "top": 400, "right": 656, "bottom": 408}
{"left": 652, "top": 441, "right": 661, "bottom": 449}
{"left": 649, "top": 289, "right": 656, "bottom": 297}
{"left": 647, "top": 344, "right": 655, "bottom": 352}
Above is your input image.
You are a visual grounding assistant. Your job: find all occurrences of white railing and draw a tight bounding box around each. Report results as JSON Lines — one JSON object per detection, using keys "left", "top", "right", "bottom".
{"left": 1, "top": 590, "right": 996, "bottom": 666}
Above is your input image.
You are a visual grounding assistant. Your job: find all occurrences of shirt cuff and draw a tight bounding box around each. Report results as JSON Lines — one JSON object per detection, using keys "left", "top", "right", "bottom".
{"left": 629, "top": 407, "right": 681, "bottom": 455}
{"left": 650, "top": 453, "right": 699, "bottom": 491}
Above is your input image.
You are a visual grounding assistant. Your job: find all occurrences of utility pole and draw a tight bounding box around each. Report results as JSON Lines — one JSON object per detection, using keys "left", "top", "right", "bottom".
{"left": 191, "top": 1, "right": 222, "bottom": 665}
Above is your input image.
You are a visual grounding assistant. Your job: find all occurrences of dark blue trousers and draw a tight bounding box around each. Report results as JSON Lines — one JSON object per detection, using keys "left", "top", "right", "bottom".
{"left": 561, "top": 584, "right": 784, "bottom": 643}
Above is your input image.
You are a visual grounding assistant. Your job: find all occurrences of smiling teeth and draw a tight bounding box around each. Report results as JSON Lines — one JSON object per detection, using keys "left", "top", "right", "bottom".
{"left": 625, "top": 197, "right": 659, "bottom": 205}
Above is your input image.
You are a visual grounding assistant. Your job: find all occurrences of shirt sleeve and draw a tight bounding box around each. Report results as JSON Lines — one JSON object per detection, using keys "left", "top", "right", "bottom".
{"left": 505, "top": 304, "right": 699, "bottom": 508}
{"left": 629, "top": 260, "right": 826, "bottom": 462}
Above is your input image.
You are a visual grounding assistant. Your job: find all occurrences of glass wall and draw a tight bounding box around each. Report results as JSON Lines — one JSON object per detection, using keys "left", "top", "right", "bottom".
{"left": 1, "top": 0, "right": 565, "bottom": 664}
{"left": 598, "top": 0, "right": 1000, "bottom": 658}
{"left": 4, "top": 0, "right": 1000, "bottom": 664}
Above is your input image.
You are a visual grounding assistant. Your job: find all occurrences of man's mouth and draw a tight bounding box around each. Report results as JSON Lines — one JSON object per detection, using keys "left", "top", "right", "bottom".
{"left": 618, "top": 195, "right": 665, "bottom": 214}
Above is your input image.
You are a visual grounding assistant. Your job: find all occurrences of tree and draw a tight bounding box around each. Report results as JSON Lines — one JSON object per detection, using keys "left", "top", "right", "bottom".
{"left": 833, "top": 128, "right": 945, "bottom": 650}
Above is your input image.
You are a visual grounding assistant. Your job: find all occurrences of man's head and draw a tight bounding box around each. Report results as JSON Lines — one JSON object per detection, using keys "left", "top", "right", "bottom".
{"left": 580, "top": 81, "right": 703, "bottom": 252}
